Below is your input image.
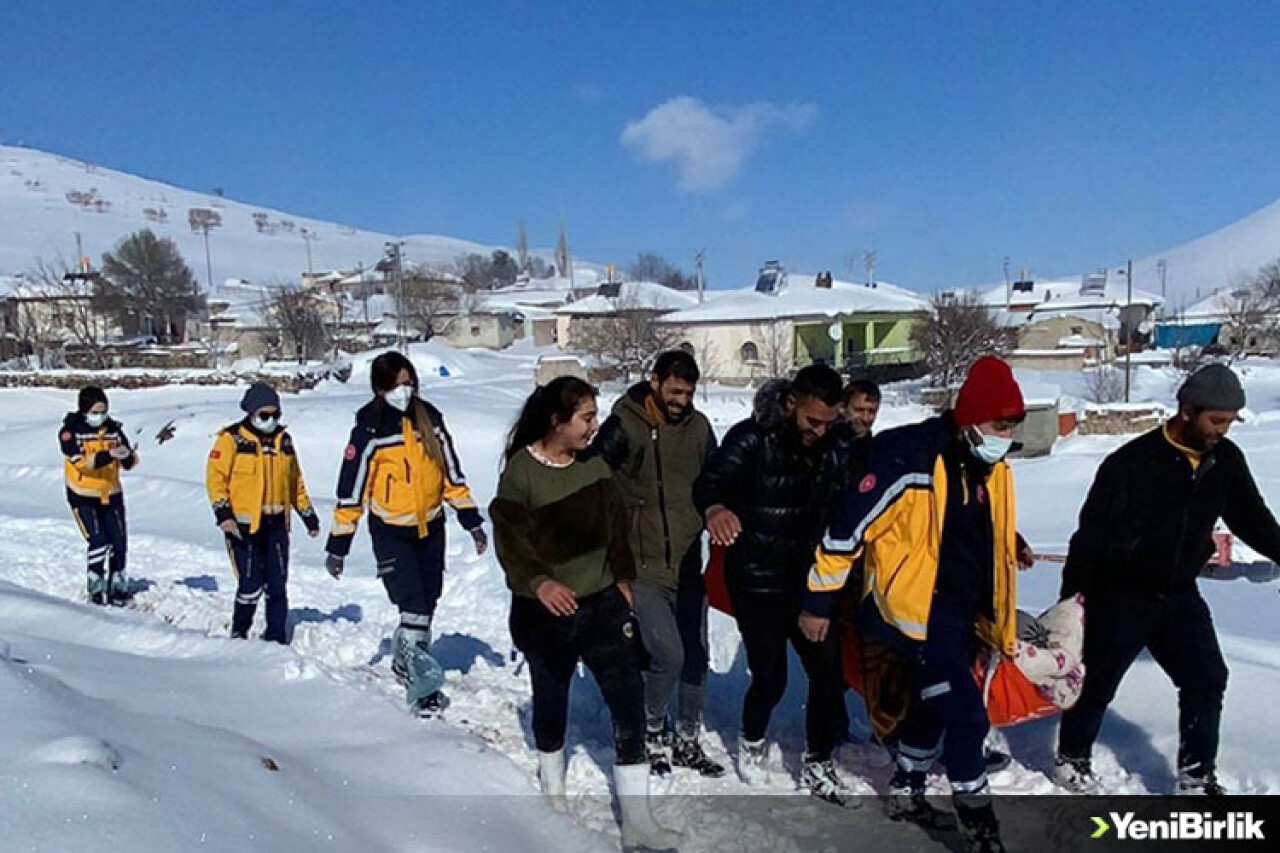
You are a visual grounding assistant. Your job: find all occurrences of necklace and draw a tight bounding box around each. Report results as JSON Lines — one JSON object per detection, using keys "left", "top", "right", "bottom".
{"left": 527, "top": 443, "right": 574, "bottom": 468}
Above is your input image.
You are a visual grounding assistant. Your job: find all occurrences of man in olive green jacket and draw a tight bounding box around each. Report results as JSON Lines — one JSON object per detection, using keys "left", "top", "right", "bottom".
{"left": 590, "top": 350, "right": 723, "bottom": 777}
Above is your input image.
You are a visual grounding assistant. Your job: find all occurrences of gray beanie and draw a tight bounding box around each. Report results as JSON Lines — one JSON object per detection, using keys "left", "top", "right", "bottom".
{"left": 1177, "top": 364, "right": 1245, "bottom": 411}
{"left": 240, "top": 381, "right": 281, "bottom": 413}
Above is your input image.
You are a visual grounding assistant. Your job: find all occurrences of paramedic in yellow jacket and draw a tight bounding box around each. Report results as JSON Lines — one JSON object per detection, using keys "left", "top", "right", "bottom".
{"left": 60, "top": 386, "right": 138, "bottom": 606}
{"left": 800, "top": 357, "right": 1031, "bottom": 853}
{"left": 206, "top": 382, "right": 320, "bottom": 644}
{"left": 324, "top": 351, "right": 488, "bottom": 716}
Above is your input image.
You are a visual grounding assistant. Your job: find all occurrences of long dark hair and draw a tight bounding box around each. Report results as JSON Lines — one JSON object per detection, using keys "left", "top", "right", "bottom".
{"left": 369, "top": 351, "right": 446, "bottom": 470}
{"left": 504, "top": 376, "right": 598, "bottom": 463}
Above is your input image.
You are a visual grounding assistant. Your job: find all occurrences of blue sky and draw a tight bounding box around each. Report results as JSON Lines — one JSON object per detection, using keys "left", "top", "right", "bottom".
{"left": 3, "top": 1, "right": 1279, "bottom": 290}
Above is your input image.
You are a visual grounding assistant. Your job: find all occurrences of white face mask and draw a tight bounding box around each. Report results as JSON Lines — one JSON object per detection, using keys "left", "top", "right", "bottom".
{"left": 969, "top": 430, "right": 1013, "bottom": 465}
{"left": 385, "top": 385, "right": 415, "bottom": 412}
{"left": 85, "top": 412, "right": 107, "bottom": 428}
{"left": 251, "top": 415, "right": 279, "bottom": 433}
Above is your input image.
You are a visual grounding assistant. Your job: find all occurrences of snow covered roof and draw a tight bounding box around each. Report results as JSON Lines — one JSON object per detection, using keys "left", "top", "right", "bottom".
{"left": 658, "top": 274, "right": 927, "bottom": 324}
{"left": 1058, "top": 334, "right": 1105, "bottom": 348}
{"left": 554, "top": 281, "right": 700, "bottom": 316}
{"left": 979, "top": 276, "right": 1163, "bottom": 311}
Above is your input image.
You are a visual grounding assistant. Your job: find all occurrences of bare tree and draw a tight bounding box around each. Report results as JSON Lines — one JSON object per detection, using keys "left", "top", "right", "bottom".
{"left": 910, "top": 292, "right": 1015, "bottom": 388}
{"left": 29, "top": 257, "right": 111, "bottom": 369}
{"left": 755, "top": 318, "right": 793, "bottom": 379}
{"left": 262, "top": 282, "right": 330, "bottom": 364}
{"left": 1083, "top": 365, "right": 1126, "bottom": 404}
{"left": 627, "top": 252, "right": 695, "bottom": 290}
{"left": 570, "top": 290, "right": 678, "bottom": 379}
{"left": 1218, "top": 260, "right": 1280, "bottom": 358}
{"left": 397, "top": 268, "right": 463, "bottom": 340}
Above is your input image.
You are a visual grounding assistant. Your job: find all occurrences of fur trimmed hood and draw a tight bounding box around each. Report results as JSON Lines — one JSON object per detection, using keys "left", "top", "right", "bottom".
{"left": 751, "top": 378, "right": 792, "bottom": 431}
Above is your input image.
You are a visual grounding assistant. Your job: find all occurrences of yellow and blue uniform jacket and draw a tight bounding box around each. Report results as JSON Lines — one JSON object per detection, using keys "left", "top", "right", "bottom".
{"left": 325, "top": 398, "right": 481, "bottom": 557}
{"left": 60, "top": 412, "right": 137, "bottom": 503}
{"left": 803, "top": 414, "right": 1019, "bottom": 657}
{"left": 206, "top": 422, "right": 319, "bottom": 534}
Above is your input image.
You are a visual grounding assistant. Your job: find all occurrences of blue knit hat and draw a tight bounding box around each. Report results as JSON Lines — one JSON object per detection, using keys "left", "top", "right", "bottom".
{"left": 240, "top": 382, "right": 281, "bottom": 413}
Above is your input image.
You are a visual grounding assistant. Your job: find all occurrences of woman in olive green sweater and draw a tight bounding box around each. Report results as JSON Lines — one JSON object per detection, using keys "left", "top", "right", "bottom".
{"left": 491, "top": 376, "right": 677, "bottom": 852}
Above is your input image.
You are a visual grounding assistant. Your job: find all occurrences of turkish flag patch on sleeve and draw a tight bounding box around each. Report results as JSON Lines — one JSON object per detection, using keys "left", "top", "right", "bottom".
{"left": 209, "top": 449, "right": 221, "bottom": 460}
{"left": 344, "top": 444, "right": 357, "bottom": 461}
{"left": 859, "top": 474, "right": 877, "bottom": 494}
{"left": 60, "top": 431, "right": 72, "bottom": 442}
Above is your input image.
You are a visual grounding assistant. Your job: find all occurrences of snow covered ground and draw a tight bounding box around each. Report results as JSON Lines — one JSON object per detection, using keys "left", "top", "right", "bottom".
{"left": 4, "top": 346, "right": 1280, "bottom": 852}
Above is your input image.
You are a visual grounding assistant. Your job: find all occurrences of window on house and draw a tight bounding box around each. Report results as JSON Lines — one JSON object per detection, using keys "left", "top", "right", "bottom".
{"left": 1071, "top": 325, "right": 1082, "bottom": 335}
{"left": 740, "top": 341, "right": 759, "bottom": 363}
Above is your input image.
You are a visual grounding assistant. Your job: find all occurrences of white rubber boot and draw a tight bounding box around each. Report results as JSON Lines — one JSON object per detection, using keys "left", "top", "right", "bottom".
{"left": 537, "top": 749, "right": 568, "bottom": 813}
{"left": 614, "top": 762, "right": 681, "bottom": 852}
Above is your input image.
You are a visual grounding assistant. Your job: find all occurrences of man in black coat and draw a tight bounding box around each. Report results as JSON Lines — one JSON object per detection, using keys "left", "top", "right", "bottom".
{"left": 693, "top": 364, "right": 850, "bottom": 804}
{"left": 1055, "top": 364, "right": 1280, "bottom": 795}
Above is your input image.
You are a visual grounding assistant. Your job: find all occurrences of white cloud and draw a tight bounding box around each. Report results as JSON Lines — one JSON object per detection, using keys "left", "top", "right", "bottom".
{"left": 621, "top": 96, "right": 817, "bottom": 193}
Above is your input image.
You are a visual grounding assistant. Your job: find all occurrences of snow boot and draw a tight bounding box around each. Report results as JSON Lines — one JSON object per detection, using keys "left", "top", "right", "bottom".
{"left": 736, "top": 736, "right": 769, "bottom": 786}
{"left": 392, "top": 625, "right": 445, "bottom": 712}
{"left": 537, "top": 749, "right": 568, "bottom": 813}
{"left": 801, "top": 754, "right": 860, "bottom": 808}
{"left": 646, "top": 726, "right": 672, "bottom": 777}
{"left": 983, "top": 747, "right": 1012, "bottom": 774}
{"left": 107, "top": 573, "right": 134, "bottom": 606}
{"left": 671, "top": 734, "right": 725, "bottom": 778}
{"left": 614, "top": 762, "right": 680, "bottom": 852}
{"left": 957, "top": 804, "right": 1006, "bottom": 853}
{"left": 1053, "top": 754, "right": 1102, "bottom": 794}
{"left": 886, "top": 769, "right": 957, "bottom": 830}
{"left": 87, "top": 573, "right": 108, "bottom": 607}
{"left": 1176, "top": 767, "right": 1226, "bottom": 796}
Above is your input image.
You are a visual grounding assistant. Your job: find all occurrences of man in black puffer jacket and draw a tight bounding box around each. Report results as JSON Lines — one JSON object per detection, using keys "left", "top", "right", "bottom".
{"left": 1055, "top": 364, "right": 1280, "bottom": 796}
{"left": 693, "top": 364, "right": 850, "bottom": 803}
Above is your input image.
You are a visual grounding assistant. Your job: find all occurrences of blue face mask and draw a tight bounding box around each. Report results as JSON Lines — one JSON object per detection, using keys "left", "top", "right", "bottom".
{"left": 968, "top": 430, "right": 1013, "bottom": 465}
{"left": 85, "top": 411, "right": 107, "bottom": 428}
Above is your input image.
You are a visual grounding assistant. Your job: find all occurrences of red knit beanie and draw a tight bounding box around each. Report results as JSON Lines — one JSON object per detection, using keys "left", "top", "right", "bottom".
{"left": 953, "top": 356, "right": 1025, "bottom": 427}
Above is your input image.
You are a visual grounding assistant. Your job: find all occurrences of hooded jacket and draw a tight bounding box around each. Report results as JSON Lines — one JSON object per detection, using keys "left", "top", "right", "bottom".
{"left": 589, "top": 381, "right": 715, "bottom": 588}
{"left": 692, "top": 378, "right": 842, "bottom": 597}
{"left": 60, "top": 412, "right": 136, "bottom": 503}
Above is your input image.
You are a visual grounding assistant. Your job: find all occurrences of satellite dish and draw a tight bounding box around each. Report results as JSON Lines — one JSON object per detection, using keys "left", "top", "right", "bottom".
{"left": 827, "top": 322, "right": 841, "bottom": 342}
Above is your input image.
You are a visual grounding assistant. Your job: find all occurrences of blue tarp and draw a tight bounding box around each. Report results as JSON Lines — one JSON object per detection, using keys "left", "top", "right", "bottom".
{"left": 1155, "top": 323, "right": 1219, "bottom": 349}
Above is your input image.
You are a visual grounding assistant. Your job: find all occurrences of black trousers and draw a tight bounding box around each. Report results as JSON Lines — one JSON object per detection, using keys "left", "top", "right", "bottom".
{"left": 731, "top": 587, "right": 847, "bottom": 761}
{"left": 69, "top": 491, "right": 127, "bottom": 584}
{"left": 1058, "top": 591, "right": 1229, "bottom": 776}
{"left": 371, "top": 515, "right": 446, "bottom": 626}
{"left": 226, "top": 514, "right": 290, "bottom": 643}
{"left": 509, "top": 585, "right": 646, "bottom": 765}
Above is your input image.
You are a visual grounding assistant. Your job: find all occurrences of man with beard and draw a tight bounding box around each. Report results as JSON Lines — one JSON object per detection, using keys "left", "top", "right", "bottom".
{"left": 1055, "top": 364, "right": 1280, "bottom": 796}
{"left": 591, "top": 350, "right": 724, "bottom": 777}
{"left": 694, "top": 364, "right": 851, "bottom": 804}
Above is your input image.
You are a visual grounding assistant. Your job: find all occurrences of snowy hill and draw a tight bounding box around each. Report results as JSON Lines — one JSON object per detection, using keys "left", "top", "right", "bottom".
{"left": 0, "top": 144, "right": 503, "bottom": 283}
{"left": 1130, "top": 199, "right": 1280, "bottom": 309}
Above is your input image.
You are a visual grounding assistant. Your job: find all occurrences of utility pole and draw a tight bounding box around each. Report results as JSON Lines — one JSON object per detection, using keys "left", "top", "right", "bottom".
{"left": 1156, "top": 258, "right": 1168, "bottom": 300}
{"left": 199, "top": 223, "right": 213, "bottom": 297}
{"left": 863, "top": 249, "right": 876, "bottom": 288}
{"left": 301, "top": 228, "right": 315, "bottom": 279}
{"left": 1124, "top": 259, "right": 1133, "bottom": 403}
{"left": 1003, "top": 256, "right": 1011, "bottom": 310}
{"left": 695, "top": 248, "right": 705, "bottom": 304}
